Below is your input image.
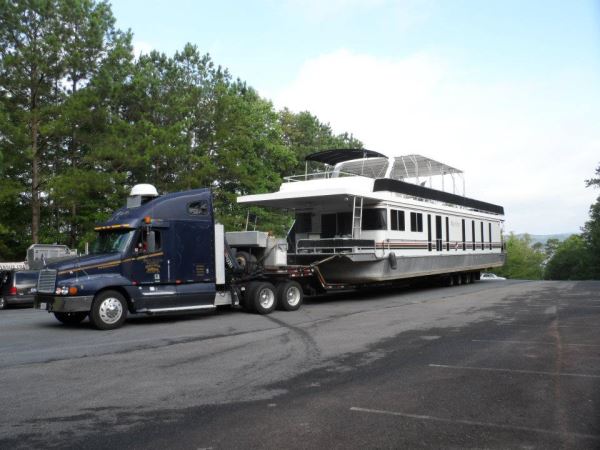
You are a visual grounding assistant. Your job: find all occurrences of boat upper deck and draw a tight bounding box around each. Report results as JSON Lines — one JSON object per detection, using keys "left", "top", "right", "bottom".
{"left": 238, "top": 150, "right": 504, "bottom": 217}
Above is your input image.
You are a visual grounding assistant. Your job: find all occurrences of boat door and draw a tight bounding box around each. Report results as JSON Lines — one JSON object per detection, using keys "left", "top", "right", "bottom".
{"left": 435, "top": 215, "right": 443, "bottom": 251}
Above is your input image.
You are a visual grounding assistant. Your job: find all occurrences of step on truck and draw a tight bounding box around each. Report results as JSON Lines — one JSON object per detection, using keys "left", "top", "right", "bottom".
{"left": 34, "top": 185, "right": 320, "bottom": 329}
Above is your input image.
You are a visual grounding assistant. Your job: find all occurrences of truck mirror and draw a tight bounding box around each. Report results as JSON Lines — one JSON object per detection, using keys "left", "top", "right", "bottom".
{"left": 147, "top": 231, "right": 156, "bottom": 253}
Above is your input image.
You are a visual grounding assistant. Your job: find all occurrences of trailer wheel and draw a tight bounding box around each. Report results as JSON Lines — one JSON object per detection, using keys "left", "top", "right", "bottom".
{"left": 246, "top": 282, "right": 277, "bottom": 314}
{"left": 276, "top": 281, "right": 303, "bottom": 311}
{"left": 236, "top": 251, "right": 257, "bottom": 274}
{"left": 54, "top": 312, "right": 87, "bottom": 325}
{"left": 90, "top": 290, "right": 127, "bottom": 330}
{"left": 454, "top": 274, "right": 462, "bottom": 286}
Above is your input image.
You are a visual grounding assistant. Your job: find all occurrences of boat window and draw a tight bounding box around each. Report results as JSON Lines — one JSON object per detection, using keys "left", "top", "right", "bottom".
{"left": 362, "top": 208, "right": 387, "bottom": 230}
{"left": 337, "top": 212, "right": 352, "bottom": 235}
{"left": 481, "top": 221, "right": 485, "bottom": 250}
{"left": 321, "top": 212, "right": 352, "bottom": 237}
{"left": 410, "top": 212, "right": 423, "bottom": 232}
{"left": 295, "top": 213, "right": 312, "bottom": 233}
{"left": 390, "top": 209, "right": 405, "bottom": 231}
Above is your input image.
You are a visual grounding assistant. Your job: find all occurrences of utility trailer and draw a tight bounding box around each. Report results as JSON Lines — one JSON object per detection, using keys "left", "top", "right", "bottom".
{"left": 33, "top": 184, "right": 498, "bottom": 330}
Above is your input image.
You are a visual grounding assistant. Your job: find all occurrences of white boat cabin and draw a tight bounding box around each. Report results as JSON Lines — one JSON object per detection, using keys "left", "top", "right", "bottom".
{"left": 238, "top": 150, "right": 504, "bottom": 260}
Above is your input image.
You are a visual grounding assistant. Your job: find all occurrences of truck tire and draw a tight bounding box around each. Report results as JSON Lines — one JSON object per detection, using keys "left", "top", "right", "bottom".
{"left": 276, "top": 281, "right": 303, "bottom": 311}
{"left": 236, "top": 251, "right": 257, "bottom": 274}
{"left": 54, "top": 312, "right": 87, "bottom": 325}
{"left": 246, "top": 282, "right": 277, "bottom": 315}
{"left": 90, "top": 290, "right": 127, "bottom": 330}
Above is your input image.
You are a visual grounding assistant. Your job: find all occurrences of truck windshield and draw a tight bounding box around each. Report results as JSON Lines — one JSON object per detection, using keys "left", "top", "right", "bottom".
{"left": 90, "top": 229, "right": 135, "bottom": 255}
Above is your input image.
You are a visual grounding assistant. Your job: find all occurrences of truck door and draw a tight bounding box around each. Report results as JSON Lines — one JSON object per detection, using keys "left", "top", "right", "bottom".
{"left": 171, "top": 219, "right": 215, "bottom": 306}
{"left": 125, "top": 227, "right": 178, "bottom": 309}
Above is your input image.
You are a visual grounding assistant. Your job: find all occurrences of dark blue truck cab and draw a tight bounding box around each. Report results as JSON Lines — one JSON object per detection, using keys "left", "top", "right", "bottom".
{"left": 34, "top": 185, "right": 306, "bottom": 329}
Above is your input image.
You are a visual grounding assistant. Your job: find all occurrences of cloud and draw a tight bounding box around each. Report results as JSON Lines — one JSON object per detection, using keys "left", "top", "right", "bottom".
{"left": 132, "top": 40, "right": 154, "bottom": 58}
{"left": 274, "top": 49, "right": 600, "bottom": 234}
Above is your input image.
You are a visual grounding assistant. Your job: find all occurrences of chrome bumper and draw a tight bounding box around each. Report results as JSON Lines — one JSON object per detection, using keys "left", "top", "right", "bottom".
{"left": 35, "top": 295, "right": 94, "bottom": 313}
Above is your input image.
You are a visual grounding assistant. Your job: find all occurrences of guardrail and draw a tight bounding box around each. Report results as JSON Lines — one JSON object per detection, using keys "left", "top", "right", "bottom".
{"left": 296, "top": 238, "right": 376, "bottom": 254}
{"left": 284, "top": 171, "right": 362, "bottom": 182}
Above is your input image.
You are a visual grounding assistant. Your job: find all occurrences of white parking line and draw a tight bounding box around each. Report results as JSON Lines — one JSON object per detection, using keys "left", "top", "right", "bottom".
{"left": 429, "top": 364, "right": 600, "bottom": 379}
{"left": 349, "top": 407, "right": 600, "bottom": 441}
{"left": 472, "top": 339, "right": 600, "bottom": 347}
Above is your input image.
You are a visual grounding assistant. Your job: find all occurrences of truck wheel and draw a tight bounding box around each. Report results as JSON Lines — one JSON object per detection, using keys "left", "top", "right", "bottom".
{"left": 54, "top": 312, "right": 87, "bottom": 325}
{"left": 90, "top": 290, "right": 127, "bottom": 330}
{"left": 236, "top": 251, "right": 257, "bottom": 274}
{"left": 246, "top": 282, "right": 277, "bottom": 314}
{"left": 276, "top": 281, "right": 303, "bottom": 311}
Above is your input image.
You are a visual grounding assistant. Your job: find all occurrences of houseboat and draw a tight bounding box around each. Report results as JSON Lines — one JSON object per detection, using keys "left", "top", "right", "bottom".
{"left": 238, "top": 149, "right": 505, "bottom": 285}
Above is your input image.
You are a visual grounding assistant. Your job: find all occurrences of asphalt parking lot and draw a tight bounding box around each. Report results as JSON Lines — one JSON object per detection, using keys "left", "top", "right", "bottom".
{"left": 1, "top": 280, "right": 599, "bottom": 449}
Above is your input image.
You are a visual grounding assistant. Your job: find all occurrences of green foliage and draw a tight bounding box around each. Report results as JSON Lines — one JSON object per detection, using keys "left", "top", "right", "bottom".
{"left": 581, "top": 188, "right": 600, "bottom": 278}
{"left": 543, "top": 162, "right": 600, "bottom": 280}
{"left": 496, "top": 233, "right": 545, "bottom": 280}
{"left": 544, "top": 235, "right": 592, "bottom": 280}
{"left": 0, "top": 1, "right": 361, "bottom": 259}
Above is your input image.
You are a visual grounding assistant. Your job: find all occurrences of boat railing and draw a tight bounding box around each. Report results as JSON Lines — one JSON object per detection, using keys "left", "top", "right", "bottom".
{"left": 296, "top": 238, "right": 376, "bottom": 254}
{"left": 284, "top": 171, "right": 364, "bottom": 182}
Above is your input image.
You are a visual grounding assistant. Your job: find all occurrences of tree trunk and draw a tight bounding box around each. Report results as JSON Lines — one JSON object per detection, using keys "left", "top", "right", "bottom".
{"left": 31, "top": 115, "right": 40, "bottom": 244}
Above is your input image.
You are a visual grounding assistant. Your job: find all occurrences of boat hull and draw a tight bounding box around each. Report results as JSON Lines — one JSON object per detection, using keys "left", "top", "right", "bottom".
{"left": 290, "top": 252, "right": 505, "bottom": 284}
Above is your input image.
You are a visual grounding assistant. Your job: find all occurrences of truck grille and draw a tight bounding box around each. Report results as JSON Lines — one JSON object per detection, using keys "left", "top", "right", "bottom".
{"left": 37, "top": 269, "right": 57, "bottom": 294}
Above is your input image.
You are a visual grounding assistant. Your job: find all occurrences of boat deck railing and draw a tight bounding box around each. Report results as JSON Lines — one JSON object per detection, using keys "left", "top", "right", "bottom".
{"left": 296, "top": 238, "right": 376, "bottom": 254}
{"left": 284, "top": 171, "right": 365, "bottom": 182}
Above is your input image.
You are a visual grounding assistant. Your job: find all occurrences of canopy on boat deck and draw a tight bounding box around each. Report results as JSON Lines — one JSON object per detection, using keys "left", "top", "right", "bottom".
{"left": 305, "top": 149, "right": 386, "bottom": 166}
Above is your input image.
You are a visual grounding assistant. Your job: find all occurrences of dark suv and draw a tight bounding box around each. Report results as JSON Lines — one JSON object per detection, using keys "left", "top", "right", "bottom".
{"left": 0, "top": 270, "right": 39, "bottom": 309}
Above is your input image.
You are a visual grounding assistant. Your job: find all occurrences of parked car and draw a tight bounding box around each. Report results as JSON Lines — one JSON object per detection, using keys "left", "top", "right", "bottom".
{"left": 0, "top": 270, "right": 39, "bottom": 309}
{"left": 480, "top": 272, "right": 506, "bottom": 281}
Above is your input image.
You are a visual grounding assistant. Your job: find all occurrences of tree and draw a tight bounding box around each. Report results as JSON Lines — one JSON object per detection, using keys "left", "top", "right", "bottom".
{"left": 0, "top": 0, "right": 121, "bottom": 251}
{"left": 581, "top": 201, "right": 600, "bottom": 278}
{"left": 279, "top": 108, "right": 362, "bottom": 173}
{"left": 496, "top": 233, "right": 545, "bottom": 280}
{"left": 544, "top": 235, "right": 592, "bottom": 280}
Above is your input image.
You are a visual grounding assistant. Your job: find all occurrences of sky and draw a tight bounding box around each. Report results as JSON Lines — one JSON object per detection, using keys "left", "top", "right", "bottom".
{"left": 111, "top": 0, "right": 600, "bottom": 235}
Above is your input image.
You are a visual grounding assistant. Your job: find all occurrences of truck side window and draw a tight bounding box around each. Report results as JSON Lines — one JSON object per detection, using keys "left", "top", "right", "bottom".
{"left": 136, "top": 229, "right": 162, "bottom": 253}
{"left": 188, "top": 200, "right": 208, "bottom": 216}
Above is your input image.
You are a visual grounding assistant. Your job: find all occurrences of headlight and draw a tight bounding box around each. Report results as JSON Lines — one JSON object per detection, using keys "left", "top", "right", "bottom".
{"left": 61, "top": 286, "right": 69, "bottom": 295}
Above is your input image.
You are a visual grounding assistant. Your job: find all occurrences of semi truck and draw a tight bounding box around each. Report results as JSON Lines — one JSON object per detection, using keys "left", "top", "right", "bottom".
{"left": 33, "top": 184, "right": 498, "bottom": 330}
{"left": 33, "top": 185, "right": 324, "bottom": 329}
